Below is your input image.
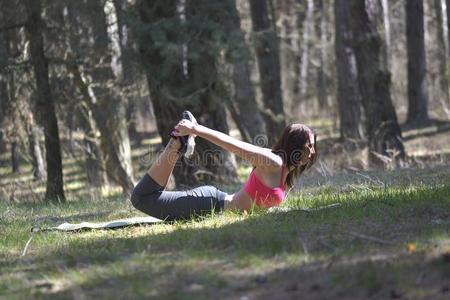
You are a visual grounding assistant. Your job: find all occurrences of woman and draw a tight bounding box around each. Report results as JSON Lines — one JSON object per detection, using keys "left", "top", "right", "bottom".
{"left": 131, "top": 111, "right": 317, "bottom": 221}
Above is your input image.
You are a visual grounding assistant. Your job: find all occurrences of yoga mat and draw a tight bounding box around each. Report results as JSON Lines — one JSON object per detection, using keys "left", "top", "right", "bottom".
{"left": 32, "top": 216, "right": 163, "bottom": 232}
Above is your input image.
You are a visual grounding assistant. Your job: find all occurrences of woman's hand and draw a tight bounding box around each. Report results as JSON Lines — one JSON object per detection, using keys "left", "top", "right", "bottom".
{"left": 173, "top": 119, "right": 196, "bottom": 136}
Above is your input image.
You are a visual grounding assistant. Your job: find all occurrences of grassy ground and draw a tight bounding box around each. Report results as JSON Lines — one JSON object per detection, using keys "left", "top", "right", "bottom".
{"left": 1, "top": 123, "right": 450, "bottom": 299}
{"left": 0, "top": 166, "right": 449, "bottom": 299}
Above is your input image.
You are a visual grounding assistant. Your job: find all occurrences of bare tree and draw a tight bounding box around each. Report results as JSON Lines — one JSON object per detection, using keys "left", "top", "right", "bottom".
{"left": 434, "top": 0, "right": 450, "bottom": 112}
{"left": 225, "top": 0, "right": 266, "bottom": 143}
{"left": 53, "top": 1, "right": 107, "bottom": 191}
{"left": 249, "top": 0, "right": 286, "bottom": 146}
{"left": 406, "top": 0, "right": 430, "bottom": 126}
{"left": 349, "top": 0, "right": 405, "bottom": 165}
{"left": 137, "top": 0, "right": 238, "bottom": 186}
{"left": 315, "top": 0, "right": 330, "bottom": 109}
{"left": 380, "top": 0, "right": 391, "bottom": 68}
{"left": 447, "top": 0, "right": 450, "bottom": 57}
{"left": 299, "top": 0, "right": 314, "bottom": 100}
{"left": 0, "top": 9, "right": 7, "bottom": 155}
{"left": 65, "top": 1, "right": 135, "bottom": 194}
{"left": 0, "top": 27, "right": 21, "bottom": 173}
{"left": 25, "top": 0, "right": 65, "bottom": 201}
{"left": 334, "top": 0, "right": 364, "bottom": 139}
{"left": 24, "top": 112, "right": 45, "bottom": 180}
{"left": 279, "top": 0, "right": 300, "bottom": 116}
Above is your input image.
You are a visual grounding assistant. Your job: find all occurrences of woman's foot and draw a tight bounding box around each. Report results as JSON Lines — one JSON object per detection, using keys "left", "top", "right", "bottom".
{"left": 169, "top": 111, "right": 197, "bottom": 158}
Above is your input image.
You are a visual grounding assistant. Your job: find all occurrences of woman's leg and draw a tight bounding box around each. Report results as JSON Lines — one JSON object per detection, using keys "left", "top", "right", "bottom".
{"left": 131, "top": 138, "right": 228, "bottom": 220}
{"left": 147, "top": 138, "right": 181, "bottom": 187}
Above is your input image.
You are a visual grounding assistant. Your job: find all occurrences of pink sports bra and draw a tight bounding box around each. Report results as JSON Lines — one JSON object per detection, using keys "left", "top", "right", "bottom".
{"left": 243, "top": 167, "right": 286, "bottom": 208}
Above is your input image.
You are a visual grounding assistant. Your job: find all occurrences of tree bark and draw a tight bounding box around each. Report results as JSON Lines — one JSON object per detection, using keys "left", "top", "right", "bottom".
{"left": 226, "top": 0, "right": 266, "bottom": 143}
{"left": 111, "top": 0, "right": 140, "bottom": 142}
{"left": 112, "top": 0, "right": 133, "bottom": 84}
{"left": 76, "top": 1, "right": 135, "bottom": 194}
{"left": 381, "top": 0, "right": 391, "bottom": 68}
{"left": 315, "top": 0, "right": 329, "bottom": 109}
{"left": 299, "top": 0, "right": 314, "bottom": 100}
{"left": 249, "top": 0, "right": 286, "bottom": 146}
{"left": 447, "top": 0, "right": 450, "bottom": 58}
{"left": 279, "top": 0, "right": 300, "bottom": 117}
{"left": 61, "top": 2, "right": 108, "bottom": 191}
{"left": 0, "top": 34, "right": 8, "bottom": 154}
{"left": 434, "top": 0, "right": 450, "bottom": 112}
{"left": 25, "top": 0, "right": 65, "bottom": 202}
{"left": 25, "top": 113, "right": 45, "bottom": 180}
{"left": 406, "top": 0, "right": 430, "bottom": 126}
{"left": 82, "top": 119, "right": 105, "bottom": 190}
{"left": 75, "top": 101, "right": 106, "bottom": 190}
{"left": 137, "top": 0, "right": 238, "bottom": 186}
{"left": 334, "top": 0, "right": 364, "bottom": 139}
{"left": 349, "top": 0, "right": 405, "bottom": 166}
{"left": 66, "top": 61, "right": 133, "bottom": 193}
{"left": 11, "top": 141, "right": 20, "bottom": 173}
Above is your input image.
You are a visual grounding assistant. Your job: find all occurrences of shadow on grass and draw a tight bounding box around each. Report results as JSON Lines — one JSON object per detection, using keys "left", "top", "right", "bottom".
{"left": 31, "top": 211, "right": 114, "bottom": 226}
{"left": 3, "top": 184, "right": 450, "bottom": 299}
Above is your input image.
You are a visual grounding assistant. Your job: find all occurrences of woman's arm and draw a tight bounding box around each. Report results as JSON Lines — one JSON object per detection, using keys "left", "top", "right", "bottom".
{"left": 174, "top": 121, "right": 282, "bottom": 168}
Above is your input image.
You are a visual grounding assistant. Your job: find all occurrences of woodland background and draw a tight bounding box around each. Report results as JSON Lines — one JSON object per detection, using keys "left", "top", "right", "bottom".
{"left": 1, "top": 0, "right": 450, "bottom": 202}
{"left": 1, "top": 1, "right": 450, "bottom": 298}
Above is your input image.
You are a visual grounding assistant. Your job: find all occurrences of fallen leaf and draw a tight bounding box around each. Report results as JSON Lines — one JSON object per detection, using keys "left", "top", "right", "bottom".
{"left": 406, "top": 243, "right": 416, "bottom": 254}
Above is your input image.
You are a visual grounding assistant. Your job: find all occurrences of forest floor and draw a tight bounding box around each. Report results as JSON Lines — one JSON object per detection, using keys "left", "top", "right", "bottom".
{"left": 0, "top": 121, "right": 450, "bottom": 299}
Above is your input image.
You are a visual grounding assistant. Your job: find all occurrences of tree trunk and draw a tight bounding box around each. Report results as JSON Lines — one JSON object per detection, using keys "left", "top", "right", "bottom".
{"left": 406, "top": 0, "right": 430, "bottom": 126}
{"left": 279, "top": 0, "right": 300, "bottom": 118}
{"left": 76, "top": 102, "right": 106, "bottom": 190}
{"left": 25, "top": 113, "right": 45, "bottom": 180}
{"left": 226, "top": 0, "right": 266, "bottom": 143}
{"left": 82, "top": 124, "right": 105, "bottom": 191}
{"left": 0, "top": 130, "right": 5, "bottom": 154}
{"left": 112, "top": 0, "right": 133, "bottom": 83}
{"left": 249, "top": 0, "right": 286, "bottom": 146}
{"left": 229, "top": 61, "right": 267, "bottom": 142}
{"left": 6, "top": 64, "right": 22, "bottom": 174}
{"left": 25, "top": 0, "right": 65, "bottom": 202}
{"left": 434, "top": 0, "right": 450, "bottom": 112}
{"left": 11, "top": 141, "right": 20, "bottom": 173}
{"left": 447, "top": 0, "right": 450, "bottom": 112}
{"left": 0, "top": 15, "right": 12, "bottom": 156}
{"left": 0, "top": 47, "right": 7, "bottom": 154}
{"left": 381, "top": 0, "right": 391, "bottom": 68}
{"left": 315, "top": 0, "right": 329, "bottom": 109}
{"left": 28, "top": 128, "right": 45, "bottom": 181}
{"left": 78, "top": 1, "right": 135, "bottom": 194}
{"left": 349, "top": 0, "right": 405, "bottom": 166}
{"left": 299, "top": 0, "right": 314, "bottom": 100}
{"left": 111, "top": 0, "right": 140, "bottom": 142}
{"left": 334, "top": 0, "right": 364, "bottom": 140}
{"left": 66, "top": 61, "right": 133, "bottom": 193}
{"left": 137, "top": 0, "right": 238, "bottom": 186}
{"left": 447, "top": 0, "right": 450, "bottom": 58}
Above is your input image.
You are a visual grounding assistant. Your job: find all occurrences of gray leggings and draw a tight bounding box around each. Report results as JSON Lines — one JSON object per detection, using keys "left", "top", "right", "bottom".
{"left": 130, "top": 174, "right": 227, "bottom": 221}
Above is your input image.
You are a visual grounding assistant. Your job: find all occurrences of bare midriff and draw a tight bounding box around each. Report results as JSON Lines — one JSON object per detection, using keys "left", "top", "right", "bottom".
{"left": 224, "top": 189, "right": 254, "bottom": 211}
{"left": 224, "top": 165, "right": 289, "bottom": 211}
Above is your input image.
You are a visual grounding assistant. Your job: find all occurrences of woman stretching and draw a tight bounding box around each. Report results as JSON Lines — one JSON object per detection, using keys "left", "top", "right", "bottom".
{"left": 131, "top": 111, "right": 318, "bottom": 221}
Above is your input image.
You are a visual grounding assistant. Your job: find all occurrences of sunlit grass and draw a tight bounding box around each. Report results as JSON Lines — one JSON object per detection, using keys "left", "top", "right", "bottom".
{"left": 1, "top": 167, "right": 449, "bottom": 299}
{"left": 1, "top": 124, "right": 450, "bottom": 299}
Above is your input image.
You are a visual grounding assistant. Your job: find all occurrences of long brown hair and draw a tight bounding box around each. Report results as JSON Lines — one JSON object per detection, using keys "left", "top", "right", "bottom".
{"left": 272, "top": 124, "right": 318, "bottom": 189}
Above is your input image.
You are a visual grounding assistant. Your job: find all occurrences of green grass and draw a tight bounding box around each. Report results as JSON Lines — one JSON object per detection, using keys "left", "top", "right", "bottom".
{"left": 1, "top": 167, "right": 449, "bottom": 299}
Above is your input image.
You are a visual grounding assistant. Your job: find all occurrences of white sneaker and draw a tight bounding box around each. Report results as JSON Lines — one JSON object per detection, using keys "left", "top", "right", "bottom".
{"left": 182, "top": 111, "right": 197, "bottom": 158}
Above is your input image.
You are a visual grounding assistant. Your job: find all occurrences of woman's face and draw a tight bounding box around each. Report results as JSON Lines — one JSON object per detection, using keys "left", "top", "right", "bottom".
{"left": 300, "top": 131, "right": 316, "bottom": 165}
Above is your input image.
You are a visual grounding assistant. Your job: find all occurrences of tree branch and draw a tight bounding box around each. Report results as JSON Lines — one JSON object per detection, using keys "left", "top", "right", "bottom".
{"left": 0, "top": 22, "right": 26, "bottom": 32}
